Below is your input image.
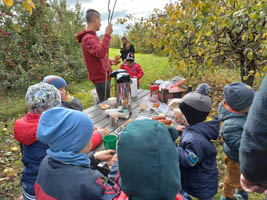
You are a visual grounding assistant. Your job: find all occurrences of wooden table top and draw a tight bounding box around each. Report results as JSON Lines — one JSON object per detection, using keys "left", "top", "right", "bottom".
{"left": 83, "top": 89, "right": 151, "bottom": 151}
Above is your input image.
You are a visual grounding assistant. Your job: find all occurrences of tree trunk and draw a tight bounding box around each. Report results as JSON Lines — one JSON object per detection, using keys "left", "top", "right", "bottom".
{"left": 240, "top": 54, "right": 256, "bottom": 87}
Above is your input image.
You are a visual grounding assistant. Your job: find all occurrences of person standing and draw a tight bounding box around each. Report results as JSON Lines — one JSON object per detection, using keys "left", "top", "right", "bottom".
{"left": 218, "top": 82, "right": 254, "bottom": 200}
{"left": 120, "top": 36, "right": 135, "bottom": 61}
{"left": 239, "top": 75, "right": 267, "bottom": 194}
{"left": 76, "top": 9, "right": 118, "bottom": 103}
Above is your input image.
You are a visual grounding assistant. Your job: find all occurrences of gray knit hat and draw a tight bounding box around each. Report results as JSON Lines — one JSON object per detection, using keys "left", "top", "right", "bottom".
{"left": 25, "top": 82, "right": 61, "bottom": 114}
{"left": 224, "top": 82, "right": 255, "bottom": 111}
{"left": 183, "top": 83, "right": 212, "bottom": 112}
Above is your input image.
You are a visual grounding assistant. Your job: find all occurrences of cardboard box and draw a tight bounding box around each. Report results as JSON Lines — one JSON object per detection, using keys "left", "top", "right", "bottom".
{"left": 159, "top": 85, "right": 191, "bottom": 103}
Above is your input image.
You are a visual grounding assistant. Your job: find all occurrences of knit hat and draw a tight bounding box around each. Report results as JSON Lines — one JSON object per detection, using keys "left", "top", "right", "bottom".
{"left": 118, "top": 119, "right": 181, "bottom": 200}
{"left": 179, "top": 83, "right": 212, "bottom": 125}
{"left": 37, "top": 107, "right": 93, "bottom": 153}
{"left": 224, "top": 82, "right": 255, "bottom": 111}
{"left": 25, "top": 82, "right": 61, "bottom": 114}
{"left": 126, "top": 52, "right": 134, "bottom": 61}
{"left": 43, "top": 75, "right": 67, "bottom": 89}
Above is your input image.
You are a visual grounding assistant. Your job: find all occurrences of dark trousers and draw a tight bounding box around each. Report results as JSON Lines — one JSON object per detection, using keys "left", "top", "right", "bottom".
{"left": 94, "top": 80, "right": 110, "bottom": 103}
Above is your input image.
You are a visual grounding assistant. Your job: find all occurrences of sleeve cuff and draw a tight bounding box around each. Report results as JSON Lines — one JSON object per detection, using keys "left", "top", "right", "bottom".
{"left": 96, "top": 130, "right": 104, "bottom": 138}
{"left": 67, "top": 96, "right": 74, "bottom": 103}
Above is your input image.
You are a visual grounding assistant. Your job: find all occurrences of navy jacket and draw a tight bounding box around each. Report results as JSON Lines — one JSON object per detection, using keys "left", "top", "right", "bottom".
{"left": 177, "top": 120, "right": 219, "bottom": 199}
{"left": 62, "top": 97, "right": 83, "bottom": 111}
{"left": 240, "top": 75, "right": 267, "bottom": 184}
{"left": 13, "top": 112, "right": 48, "bottom": 197}
{"left": 35, "top": 153, "right": 120, "bottom": 200}
{"left": 218, "top": 102, "right": 247, "bottom": 162}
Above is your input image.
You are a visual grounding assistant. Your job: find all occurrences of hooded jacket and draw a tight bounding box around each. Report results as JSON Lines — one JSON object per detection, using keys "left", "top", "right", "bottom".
{"left": 120, "top": 63, "right": 144, "bottom": 84}
{"left": 14, "top": 112, "right": 48, "bottom": 197}
{"left": 76, "top": 30, "right": 112, "bottom": 84}
{"left": 117, "top": 119, "right": 181, "bottom": 200}
{"left": 177, "top": 120, "right": 220, "bottom": 199}
{"left": 13, "top": 112, "right": 104, "bottom": 197}
{"left": 35, "top": 154, "right": 120, "bottom": 200}
{"left": 218, "top": 101, "right": 247, "bottom": 162}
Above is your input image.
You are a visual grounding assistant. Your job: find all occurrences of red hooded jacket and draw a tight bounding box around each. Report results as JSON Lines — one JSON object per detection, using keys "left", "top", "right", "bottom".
{"left": 76, "top": 30, "right": 112, "bottom": 84}
{"left": 120, "top": 63, "right": 144, "bottom": 84}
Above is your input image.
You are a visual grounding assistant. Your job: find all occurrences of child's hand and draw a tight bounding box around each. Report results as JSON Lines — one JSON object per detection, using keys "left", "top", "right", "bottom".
{"left": 240, "top": 174, "right": 266, "bottom": 193}
{"left": 176, "top": 125, "right": 186, "bottom": 132}
{"left": 61, "top": 91, "right": 72, "bottom": 102}
{"left": 94, "top": 150, "right": 115, "bottom": 161}
{"left": 98, "top": 128, "right": 109, "bottom": 136}
{"left": 111, "top": 59, "right": 120, "bottom": 65}
{"left": 93, "top": 126, "right": 97, "bottom": 131}
{"left": 107, "top": 154, "right": 118, "bottom": 167}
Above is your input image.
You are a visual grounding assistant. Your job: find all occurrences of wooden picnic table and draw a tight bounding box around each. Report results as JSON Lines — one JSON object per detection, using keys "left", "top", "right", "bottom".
{"left": 83, "top": 89, "right": 151, "bottom": 151}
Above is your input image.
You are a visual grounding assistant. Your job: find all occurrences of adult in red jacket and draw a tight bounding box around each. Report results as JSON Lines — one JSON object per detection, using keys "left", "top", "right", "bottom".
{"left": 120, "top": 53, "right": 144, "bottom": 86}
{"left": 76, "top": 9, "right": 118, "bottom": 103}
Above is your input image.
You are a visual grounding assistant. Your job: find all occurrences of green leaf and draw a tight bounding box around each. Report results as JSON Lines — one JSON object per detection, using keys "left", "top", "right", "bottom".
{"left": 243, "top": 76, "right": 248, "bottom": 81}
{"left": 233, "top": 26, "right": 242, "bottom": 34}
{"left": 247, "top": 51, "right": 253, "bottom": 61}
{"left": 256, "top": 24, "right": 262, "bottom": 32}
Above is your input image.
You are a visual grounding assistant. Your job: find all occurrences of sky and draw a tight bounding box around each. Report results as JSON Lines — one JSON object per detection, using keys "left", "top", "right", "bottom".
{"left": 67, "top": 0, "right": 172, "bottom": 34}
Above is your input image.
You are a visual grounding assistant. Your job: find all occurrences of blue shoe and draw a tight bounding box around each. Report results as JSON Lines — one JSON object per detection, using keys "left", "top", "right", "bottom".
{"left": 234, "top": 190, "right": 248, "bottom": 200}
{"left": 221, "top": 195, "right": 236, "bottom": 200}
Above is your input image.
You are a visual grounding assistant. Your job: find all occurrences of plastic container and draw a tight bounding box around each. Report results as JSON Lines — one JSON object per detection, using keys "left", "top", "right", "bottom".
{"left": 103, "top": 135, "right": 117, "bottom": 150}
{"left": 150, "top": 85, "right": 159, "bottom": 103}
{"left": 130, "top": 78, "right": 138, "bottom": 98}
{"left": 109, "top": 111, "right": 119, "bottom": 126}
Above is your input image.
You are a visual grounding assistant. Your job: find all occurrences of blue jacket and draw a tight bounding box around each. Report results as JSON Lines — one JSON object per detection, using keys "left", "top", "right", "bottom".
{"left": 218, "top": 102, "right": 247, "bottom": 162}
{"left": 177, "top": 120, "right": 219, "bottom": 199}
{"left": 35, "top": 153, "right": 120, "bottom": 200}
{"left": 240, "top": 75, "right": 267, "bottom": 183}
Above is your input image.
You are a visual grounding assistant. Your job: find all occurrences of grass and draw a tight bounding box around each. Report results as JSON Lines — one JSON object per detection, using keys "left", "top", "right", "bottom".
{"left": 0, "top": 49, "right": 265, "bottom": 199}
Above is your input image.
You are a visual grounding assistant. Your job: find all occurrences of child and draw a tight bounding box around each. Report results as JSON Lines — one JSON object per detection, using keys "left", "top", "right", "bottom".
{"left": 113, "top": 119, "right": 190, "bottom": 200}
{"left": 218, "top": 82, "right": 255, "bottom": 200}
{"left": 35, "top": 107, "right": 120, "bottom": 200}
{"left": 120, "top": 53, "right": 144, "bottom": 87}
{"left": 14, "top": 83, "right": 108, "bottom": 200}
{"left": 14, "top": 82, "right": 61, "bottom": 200}
{"left": 43, "top": 75, "right": 108, "bottom": 150}
{"left": 43, "top": 75, "right": 83, "bottom": 111}
{"left": 176, "top": 83, "right": 220, "bottom": 200}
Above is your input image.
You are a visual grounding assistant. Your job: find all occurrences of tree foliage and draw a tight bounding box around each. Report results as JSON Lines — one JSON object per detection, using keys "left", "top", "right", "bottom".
{"left": 0, "top": 0, "right": 86, "bottom": 91}
{"left": 2, "top": 0, "right": 36, "bottom": 15}
{"left": 110, "top": 34, "right": 121, "bottom": 49}
{"left": 117, "top": 16, "right": 157, "bottom": 54}
{"left": 120, "top": 0, "right": 267, "bottom": 86}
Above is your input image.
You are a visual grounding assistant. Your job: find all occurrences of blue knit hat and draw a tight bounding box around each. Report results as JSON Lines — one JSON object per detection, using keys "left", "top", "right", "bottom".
{"left": 43, "top": 75, "right": 67, "bottom": 89}
{"left": 37, "top": 107, "right": 94, "bottom": 154}
{"left": 224, "top": 82, "right": 255, "bottom": 111}
{"left": 26, "top": 82, "right": 61, "bottom": 114}
{"left": 118, "top": 119, "right": 181, "bottom": 199}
